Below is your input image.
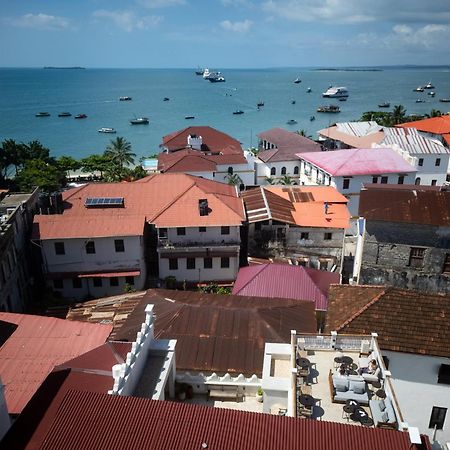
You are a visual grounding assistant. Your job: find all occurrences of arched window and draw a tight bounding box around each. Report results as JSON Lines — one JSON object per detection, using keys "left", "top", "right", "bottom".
{"left": 415, "top": 177, "right": 421, "bottom": 185}
{"left": 227, "top": 166, "right": 233, "bottom": 175}
{"left": 281, "top": 167, "right": 287, "bottom": 175}
{"left": 294, "top": 166, "right": 299, "bottom": 175}
{"left": 270, "top": 167, "right": 276, "bottom": 176}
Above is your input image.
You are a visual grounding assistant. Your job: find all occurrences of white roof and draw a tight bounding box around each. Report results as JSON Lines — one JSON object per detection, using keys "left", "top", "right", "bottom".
{"left": 335, "top": 121, "right": 382, "bottom": 137}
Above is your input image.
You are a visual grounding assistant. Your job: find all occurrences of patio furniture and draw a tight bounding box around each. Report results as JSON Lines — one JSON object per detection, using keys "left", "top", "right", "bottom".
{"left": 299, "top": 406, "right": 313, "bottom": 418}
{"left": 341, "top": 356, "right": 353, "bottom": 365}
{"left": 369, "top": 397, "right": 397, "bottom": 429}
{"left": 208, "top": 386, "right": 242, "bottom": 402}
{"left": 330, "top": 371, "right": 369, "bottom": 404}
{"left": 300, "top": 385, "right": 312, "bottom": 396}
{"left": 342, "top": 400, "right": 359, "bottom": 421}
{"left": 297, "top": 357, "right": 310, "bottom": 368}
{"left": 350, "top": 406, "right": 372, "bottom": 425}
{"left": 375, "top": 389, "right": 386, "bottom": 399}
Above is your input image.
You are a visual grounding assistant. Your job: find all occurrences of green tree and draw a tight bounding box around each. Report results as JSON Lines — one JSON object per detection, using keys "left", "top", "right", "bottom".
{"left": 265, "top": 177, "right": 275, "bottom": 185}
{"left": 392, "top": 105, "right": 407, "bottom": 125}
{"left": 56, "top": 156, "right": 81, "bottom": 174}
{"left": 430, "top": 109, "right": 442, "bottom": 118}
{"left": 104, "top": 136, "right": 136, "bottom": 171}
{"left": 279, "top": 175, "right": 293, "bottom": 185}
{"left": 14, "top": 159, "right": 65, "bottom": 193}
{"left": 22, "top": 140, "right": 51, "bottom": 162}
{"left": 80, "top": 154, "right": 110, "bottom": 178}
{"left": 296, "top": 129, "right": 312, "bottom": 138}
{"left": 226, "top": 172, "right": 243, "bottom": 186}
{"left": 1, "top": 139, "right": 25, "bottom": 175}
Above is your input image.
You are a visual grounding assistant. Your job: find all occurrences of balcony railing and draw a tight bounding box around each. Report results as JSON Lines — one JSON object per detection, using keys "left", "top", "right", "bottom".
{"left": 158, "top": 238, "right": 240, "bottom": 248}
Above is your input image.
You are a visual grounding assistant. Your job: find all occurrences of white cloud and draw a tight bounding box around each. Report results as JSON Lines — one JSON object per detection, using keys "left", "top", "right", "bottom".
{"left": 4, "top": 13, "right": 71, "bottom": 30}
{"left": 221, "top": 0, "right": 254, "bottom": 7}
{"left": 136, "top": 0, "right": 186, "bottom": 8}
{"left": 92, "top": 10, "right": 162, "bottom": 32}
{"left": 220, "top": 19, "right": 253, "bottom": 33}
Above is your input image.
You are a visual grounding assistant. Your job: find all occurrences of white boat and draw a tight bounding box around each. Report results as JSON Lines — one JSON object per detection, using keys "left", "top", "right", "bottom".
{"left": 293, "top": 77, "right": 301, "bottom": 84}
{"left": 202, "top": 68, "right": 211, "bottom": 79}
{"left": 425, "top": 82, "right": 434, "bottom": 89}
{"left": 306, "top": 87, "right": 312, "bottom": 93}
{"left": 322, "top": 86, "right": 349, "bottom": 98}
{"left": 119, "top": 96, "right": 132, "bottom": 101}
{"left": 208, "top": 72, "right": 226, "bottom": 83}
{"left": 98, "top": 127, "right": 116, "bottom": 133}
{"left": 413, "top": 86, "right": 424, "bottom": 92}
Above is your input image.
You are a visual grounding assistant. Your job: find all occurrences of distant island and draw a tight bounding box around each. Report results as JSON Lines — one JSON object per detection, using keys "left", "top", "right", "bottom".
{"left": 314, "top": 68, "right": 383, "bottom": 72}
{"left": 43, "top": 66, "right": 85, "bottom": 70}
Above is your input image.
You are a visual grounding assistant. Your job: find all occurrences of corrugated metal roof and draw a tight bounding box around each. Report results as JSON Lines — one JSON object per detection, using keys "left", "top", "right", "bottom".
{"left": 36, "top": 390, "right": 430, "bottom": 450}
{"left": 232, "top": 264, "right": 339, "bottom": 311}
{"left": 335, "top": 121, "right": 382, "bottom": 137}
{"left": 0, "top": 313, "right": 112, "bottom": 414}
{"left": 382, "top": 127, "right": 450, "bottom": 155}
{"left": 298, "top": 148, "right": 417, "bottom": 176}
{"left": 317, "top": 126, "right": 385, "bottom": 148}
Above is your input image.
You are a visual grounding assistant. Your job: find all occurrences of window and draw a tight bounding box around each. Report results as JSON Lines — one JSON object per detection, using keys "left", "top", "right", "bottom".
{"left": 169, "top": 258, "right": 178, "bottom": 270}
{"left": 159, "top": 228, "right": 168, "bottom": 238}
{"left": 380, "top": 176, "right": 388, "bottom": 184}
{"left": 221, "top": 226, "right": 230, "bottom": 235}
{"left": 436, "top": 158, "right": 441, "bottom": 167}
{"left": 438, "top": 364, "right": 450, "bottom": 384}
{"left": 177, "top": 227, "right": 186, "bottom": 236}
{"left": 199, "top": 227, "right": 206, "bottom": 232}
{"left": 93, "top": 278, "right": 102, "bottom": 288}
{"left": 204, "top": 257, "right": 213, "bottom": 269}
{"left": 187, "top": 258, "right": 196, "bottom": 270}
{"left": 221, "top": 257, "right": 230, "bottom": 268}
{"left": 125, "top": 276, "right": 135, "bottom": 285}
{"left": 85, "top": 241, "right": 96, "bottom": 254}
{"left": 53, "top": 279, "right": 63, "bottom": 289}
{"left": 54, "top": 242, "right": 65, "bottom": 255}
{"left": 429, "top": 407, "right": 447, "bottom": 430}
{"left": 114, "top": 239, "right": 125, "bottom": 253}
{"left": 324, "top": 232, "right": 332, "bottom": 240}
{"left": 372, "top": 176, "right": 378, "bottom": 184}
{"left": 281, "top": 167, "right": 287, "bottom": 175}
{"left": 342, "top": 178, "right": 350, "bottom": 189}
{"left": 415, "top": 177, "right": 421, "bottom": 185}
{"left": 431, "top": 179, "right": 437, "bottom": 186}
{"left": 294, "top": 166, "right": 299, "bottom": 175}
{"left": 270, "top": 167, "right": 276, "bottom": 176}
{"left": 409, "top": 247, "right": 425, "bottom": 268}
{"left": 443, "top": 254, "right": 450, "bottom": 274}
{"left": 110, "top": 277, "right": 119, "bottom": 287}
{"left": 72, "top": 278, "right": 82, "bottom": 289}
{"left": 227, "top": 166, "right": 233, "bottom": 175}
{"left": 398, "top": 175, "right": 404, "bottom": 184}
{"left": 418, "top": 158, "right": 424, "bottom": 167}
{"left": 300, "top": 232, "right": 309, "bottom": 240}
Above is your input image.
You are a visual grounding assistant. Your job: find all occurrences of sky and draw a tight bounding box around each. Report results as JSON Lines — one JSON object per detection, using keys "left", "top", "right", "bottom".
{"left": 1, "top": 0, "right": 450, "bottom": 68}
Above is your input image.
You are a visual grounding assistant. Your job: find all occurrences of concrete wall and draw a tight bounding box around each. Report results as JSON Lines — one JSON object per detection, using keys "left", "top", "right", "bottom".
{"left": 360, "top": 221, "right": 450, "bottom": 293}
{"left": 413, "top": 153, "right": 450, "bottom": 186}
{"left": 163, "top": 226, "right": 240, "bottom": 246}
{"left": 383, "top": 350, "right": 450, "bottom": 445}
{"left": 256, "top": 160, "right": 302, "bottom": 184}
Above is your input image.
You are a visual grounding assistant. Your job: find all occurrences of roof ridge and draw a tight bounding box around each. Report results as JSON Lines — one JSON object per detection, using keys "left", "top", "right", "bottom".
{"left": 161, "top": 127, "right": 189, "bottom": 147}
{"left": 260, "top": 187, "right": 272, "bottom": 220}
{"left": 336, "top": 287, "right": 386, "bottom": 332}
{"left": 302, "top": 267, "right": 326, "bottom": 299}
{"left": 235, "top": 264, "right": 269, "bottom": 294}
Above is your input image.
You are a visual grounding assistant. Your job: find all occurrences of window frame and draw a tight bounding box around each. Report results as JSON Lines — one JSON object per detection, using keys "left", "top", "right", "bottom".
{"left": 409, "top": 247, "right": 425, "bottom": 268}
{"left": 169, "top": 258, "right": 178, "bottom": 270}
{"left": 72, "top": 278, "right": 82, "bottom": 289}
{"left": 176, "top": 227, "right": 186, "bottom": 236}
{"left": 429, "top": 406, "right": 447, "bottom": 430}
{"left": 443, "top": 254, "right": 450, "bottom": 274}
{"left": 93, "top": 278, "right": 102, "bottom": 288}
{"left": 398, "top": 175, "right": 404, "bottom": 185}
{"left": 186, "top": 257, "right": 196, "bottom": 270}
{"left": 204, "top": 257, "right": 213, "bottom": 269}
{"left": 54, "top": 242, "right": 65, "bottom": 255}
{"left": 418, "top": 158, "right": 424, "bottom": 167}
{"left": 324, "top": 232, "right": 332, "bottom": 241}
{"left": 270, "top": 167, "right": 276, "bottom": 176}
{"left": 110, "top": 277, "right": 119, "bottom": 287}
{"left": 125, "top": 276, "right": 135, "bottom": 285}
{"left": 294, "top": 166, "right": 299, "bottom": 175}
{"left": 380, "top": 176, "right": 388, "bottom": 184}
{"left": 114, "top": 239, "right": 125, "bottom": 253}
{"left": 342, "top": 178, "right": 350, "bottom": 190}
{"left": 281, "top": 167, "right": 287, "bottom": 175}
{"left": 435, "top": 158, "right": 441, "bottom": 167}
{"left": 221, "top": 257, "right": 230, "bottom": 268}
{"left": 199, "top": 226, "right": 206, "bottom": 233}
{"left": 85, "top": 241, "right": 96, "bottom": 254}
{"left": 300, "top": 232, "right": 309, "bottom": 240}
{"left": 221, "top": 226, "right": 230, "bottom": 235}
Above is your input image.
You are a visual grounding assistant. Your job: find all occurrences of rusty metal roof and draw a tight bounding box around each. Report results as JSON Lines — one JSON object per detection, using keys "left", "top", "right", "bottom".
{"left": 28, "top": 390, "right": 430, "bottom": 450}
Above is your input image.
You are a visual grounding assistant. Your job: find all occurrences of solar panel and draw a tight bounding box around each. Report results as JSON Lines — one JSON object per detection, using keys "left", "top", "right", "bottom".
{"left": 85, "top": 197, "right": 124, "bottom": 208}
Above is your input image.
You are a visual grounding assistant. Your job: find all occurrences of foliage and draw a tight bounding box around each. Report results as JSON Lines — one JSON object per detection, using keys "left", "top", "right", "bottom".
{"left": 56, "top": 155, "right": 81, "bottom": 173}
{"left": 123, "top": 283, "right": 136, "bottom": 294}
{"left": 199, "top": 283, "right": 231, "bottom": 294}
{"left": 429, "top": 109, "right": 442, "bottom": 118}
{"left": 104, "top": 136, "right": 136, "bottom": 170}
{"left": 359, "top": 111, "right": 394, "bottom": 127}
{"left": 80, "top": 154, "right": 110, "bottom": 177}
{"left": 278, "top": 174, "right": 293, "bottom": 185}
{"left": 226, "top": 172, "right": 243, "bottom": 186}
{"left": 14, "top": 159, "right": 65, "bottom": 193}
{"left": 265, "top": 177, "right": 275, "bottom": 185}
{"left": 392, "top": 104, "right": 407, "bottom": 125}
{"left": 296, "top": 129, "right": 312, "bottom": 138}
{"left": 257, "top": 387, "right": 263, "bottom": 396}
{"left": 22, "top": 140, "right": 52, "bottom": 162}
{"left": 164, "top": 276, "right": 177, "bottom": 290}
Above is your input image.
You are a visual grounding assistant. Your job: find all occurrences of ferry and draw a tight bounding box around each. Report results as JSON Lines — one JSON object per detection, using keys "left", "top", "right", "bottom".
{"left": 119, "top": 96, "right": 132, "bottom": 101}
{"left": 35, "top": 112, "right": 50, "bottom": 117}
{"left": 322, "top": 87, "right": 349, "bottom": 98}
{"left": 317, "top": 105, "right": 340, "bottom": 113}
{"left": 130, "top": 117, "right": 149, "bottom": 125}
{"left": 98, "top": 127, "right": 116, "bottom": 133}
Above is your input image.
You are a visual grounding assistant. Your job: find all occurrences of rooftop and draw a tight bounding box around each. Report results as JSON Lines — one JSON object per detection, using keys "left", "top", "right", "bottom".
{"left": 325, "top": 285, "right": 450, "bottom": 358}
{"left": 297, "top": 147, "right": 417, "bottom": 176}
{"left": 257, "top": 128, "right": 322, "bottom": 162}
{"left": 0, "top": 313, "right": 112, "bottom": 415}
{"left": 232, "top": 264, "right": 339, "bottom": 311}
{"left": 359, "top": 184, "right": 450, "bottom": 226}
{"left": 242, "top": 185, "right": 350, "bottom": 229}
{"left": 397, "top": 115, "right": 450, "bottom": 135}
{"left": 318, "top": 122, "right": 385, "bottom": 148}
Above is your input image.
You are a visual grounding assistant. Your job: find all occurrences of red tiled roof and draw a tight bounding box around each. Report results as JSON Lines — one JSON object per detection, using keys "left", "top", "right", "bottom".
{"left": 257, "top": 128, "right": 322, "bottom": 162}
{"left": 325, "top": 285, "right": 450, "bottom": 358}
{"left": 232, "top": 264, "right": 339, "bottom": 311}
{"left": 0, "top": 313, "right": 112, "bottom": 414}
{"left": 298, "top": 148, "right": 417, "bottom": 176}
{"left": 398, "top": 115, "right": 450, "bottom": 135}
{"left": 30, "top": 390, "right": 430, "bottom": 450}
{"left": 161, "top": 126, "right": 242, "bottom": 155}
{"left": 32, "top": 173, "right": 245, "bottom": 240}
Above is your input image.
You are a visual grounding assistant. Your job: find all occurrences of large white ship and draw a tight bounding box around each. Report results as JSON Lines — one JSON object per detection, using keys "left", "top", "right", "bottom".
{"left": 322, "top": 86, "right": 349, "bottom": 98}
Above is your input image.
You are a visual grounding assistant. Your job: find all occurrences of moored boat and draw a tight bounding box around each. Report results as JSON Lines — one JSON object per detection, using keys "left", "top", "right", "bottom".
{"left": 35, "top": 112, "right": 50, "bottom": 117}
{"left": 74, "top": 114, "right": 87, "bottom": 119}
{"left": 233, "top": 110, "right": 244, "bottom": 115}
{"left": 98, "top": 127, "right": 116, "bottom": 133}
{"left": 413, "top": 86, "right": 424, "bottom": 92}
{"left": 257, "top": 101, "right": 264, "bottom": 107}
{"left": 378, "top": 102, "right": 390, "bottom": 108}
{"left": 195, "top": 67, "right": 204, "bottom": 75}
{"left": 293, "top": 77, "right": 301, "bottom": 84}
{"left": 291, "top": 100, "right": 296, "bottom": 105}
{"left": 130, "top": 117, "right": 149, "bottom": 125}
{"left": 416, "top": 99, "right": 425, "bottom": 103}
{"left": 119, "top": 96, "right": 132, "bottom": 101}
{"left": 428, "top": 92, "right": 435, "bottom": 97}
{"left": 310, "top": 116, "right": 315, "bottom": 121}
{"left": 439, "top": 99, "right": 450, "bottom": 103}
{"left": 306, "top": 87, "right": 312, "bottom": 93}
{"left": 58, "top": 112, "right": 71, "bottom": 117}
{"left": 185, "top": 116, "right": 195, "bottom": 119}
{"left": 163, "top": 97, "right": 170, "bottom": 101}
{"left": 425, "top": 82, "right": 435, "bottom": 89}
{"left": 322, "top": 86, "right": 348, "bottom": 98}
{"left": 287, "top": 119, "right": 297, "bottom": 125}
{"left": 207, "top": 72, "right": 226, "bottom": 82}
{"left": 317, "top": 105, "right": 340, "bottom": 113}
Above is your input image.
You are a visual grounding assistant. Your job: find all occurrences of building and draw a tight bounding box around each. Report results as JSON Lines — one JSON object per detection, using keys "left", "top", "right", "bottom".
{"left": 255, "top": 128, "right": 322, "bottom": 184}
{"left": 325, "top": 284, "right": 450, "bottom": 446}
{"left": 354, "top": 184, "right": 450, "bottom": 293}
{"left": 380, "top": 127, "right": 450, "bottom": 186}
{"left": 32, "top": 174, "right": 246, "bottom": 299}
{"left": 397, "top": 115, "right": 450, "bottom": 148}
{"left": 317, "top": 121, "right": 385, "bottom": 150}
{"left": 0, "top": 189, "right": 39, "bottom": 311}
{"left": 296, "top": 147, "right": 417, "bottom": 216}
{"left": 242, "top": 185, "right": 350, "bottom": 271}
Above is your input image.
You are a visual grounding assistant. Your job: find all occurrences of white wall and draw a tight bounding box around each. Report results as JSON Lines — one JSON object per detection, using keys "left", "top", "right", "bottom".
{"left": 256, "top": 160, "right": 302, "bottom": 184}
{"left": 383, "top": 350, "right": 450, "bottom": 445}
{"left": 413, "top": 153, "right": 449, "bottom": 186}
{"left": 162, "top": 226, "right": 240, "bottom": 246}
{"left": 215, "top": 163, "right": 255, "bottom": 186}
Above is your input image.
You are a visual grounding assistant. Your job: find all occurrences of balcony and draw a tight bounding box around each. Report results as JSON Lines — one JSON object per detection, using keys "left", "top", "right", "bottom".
{"left": 158, "top": 238, "right": 240, "bottom": 249}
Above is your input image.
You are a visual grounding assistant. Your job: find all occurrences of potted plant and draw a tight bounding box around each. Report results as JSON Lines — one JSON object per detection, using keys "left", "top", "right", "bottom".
{"left": 256, "top": 387, "right": 264, "bottom": 403}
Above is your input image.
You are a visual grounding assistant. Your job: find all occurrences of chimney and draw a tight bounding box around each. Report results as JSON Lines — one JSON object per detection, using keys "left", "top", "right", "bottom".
{"left": 199, "top": 199, "right": 209, "bottom": 216}
{"left": 187, "top": 134, "right": 203, "bottom": 150}
{"left": 324, "top": 202, "right": 329, "bottom": 215}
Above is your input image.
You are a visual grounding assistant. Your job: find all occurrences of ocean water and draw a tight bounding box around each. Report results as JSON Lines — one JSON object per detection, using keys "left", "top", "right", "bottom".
{"left": 1, "top": 67, "right": 450, "bottom": 160}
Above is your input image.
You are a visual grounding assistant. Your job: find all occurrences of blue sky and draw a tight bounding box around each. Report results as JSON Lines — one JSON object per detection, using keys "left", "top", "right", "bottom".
{"left": 1, "top": 0, "right": 450, "bottom": 68}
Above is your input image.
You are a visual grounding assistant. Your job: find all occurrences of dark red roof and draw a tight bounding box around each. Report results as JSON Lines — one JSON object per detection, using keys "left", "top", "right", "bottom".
{"left": 31, "top": 390, "right": 430, "bottom": 450}
{"left": 232, "top": 264, "right": 339, "bottom": 311}
{"left": 161, "top": 126, "right": 242, "bottom": 155}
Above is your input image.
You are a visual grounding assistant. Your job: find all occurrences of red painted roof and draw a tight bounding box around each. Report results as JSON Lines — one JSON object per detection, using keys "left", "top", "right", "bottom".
{"left": 232, "top": 264, "right": 339, "bottom": 311}
{"left": 31, "top": 390, "right": 430, "bottom": 450}
{"left": 33, "top": 173, "right": 245, "bottom": 240}
{"left": 398, "top": 115, "right": 450, "bottom": 135}
{"left": 0, "top": 313, "right": 112, "bottom": 414}
{"left": 298, "top": 148, "right": 417, "bottom": 176}
{"left": 161, "top": 126, "right": 242, "bottom": 155}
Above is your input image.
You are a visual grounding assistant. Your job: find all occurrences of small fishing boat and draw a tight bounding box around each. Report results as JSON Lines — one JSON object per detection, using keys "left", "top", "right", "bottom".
{"left": 58, "top": 112, "right": 71, "bottom": 117}
{"left": 413, "top": 86, "right": 424, "bottom": 92}
{"left": 185, "top": 116, "right": 195, "bottom": 119}
{"left": 428, "top": 92, "right": 435, "bottom": 97}
{"left": 425, "top": 82, "right": 434, "bottom": 89}
{"left": 35, "top": 112, "right": 50, "bottom": 117}
{"left": 98, "top": 127, "right": 116, "bottom": 133}
{"left": 378, "top": 102, "right": 390, "bottom": 108}
{"left": 233, "top": 110, "right": 244, "bottom": 115}
{"left": 163, "top": 97, "right": 170, "bottom": 101}
{"left": 310, "top": 116, "right": 316, "bottom": 121}
{"left": 293, "top": 77, "right": 301, "bottom": 84}
{"left": 439, "top": 99, "right": 450, "bottom": 103}
{"left": 287, "top": 119, "right": 298, "bottom": 125}
{"left": 74, "top": 114, "right": 87, "bottom": 119}
{"left": 291, "top": 100, "right": 296, "bottom": 105}
{"left": 416, "top": 99, "right": 425, "bottom": 103}
{"left": 119, "top": 96, "right": 132, "bottom": 101}
{"left": 195, "top": 67, "right": 204, "bottom": 75}
{"left": 306, "top": 87, "right": 312, "bottom": 93}
{"left": 130, "top": 117, "right": 149, "bottom": 124}
{"left": 317, "top": 105, "right": 340, "bottom": 113}
{"left": 339, "top": 98, "right": 347, "bottom": 102}
{"left": 257, "top": 101, "right": 264, "bottom": 107}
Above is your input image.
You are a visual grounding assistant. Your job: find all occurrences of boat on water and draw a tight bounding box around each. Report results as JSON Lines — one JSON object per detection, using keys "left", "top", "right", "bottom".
{"left": 130, "top": 117, "right": 149, "bottom": 125}
{"left": 207, "top": 72, "right": 226, "bottom": 82}
{"left": 35, "top": 112, "right": 50, "bottom": 117}
{"left": 58, "top": 112, "right": 71, "bottom": 117}
{"left": 439, "top": 99, "right": 450, "bottom": 103}
{"left": 378, "top": 102, "right": 390, "bottom": 108}
{"left": 425, "top": 82, "right": 435, "bottom": 89}
{"left": 286, "top": 119, "right": 297, "bottom": 125}
{"left": 413, "top": 86, "right": 424, "bottom": 92}
{"left": 339, "top": 98, "right": 347, "bottom": 102}
{"left": 291, "top": 100, "right": 296, "bottom": 105}
{"left": 163, "top": 97, "right": 170, "bottom": 101}
{"left": 310, "top": 116, "right": 316, "bottom": 121}
{"left": 428, "top": 92, "right": 436, "bottom": 97}
{"left": 293, "top": 77, "right": 301, "bottom": 84}
{"left": 119, "top": 96, "right": 132, "bottom": 101}
{"left": 74, "top": 114, "right": 87, "bottom": 119}
{"left": 233, "top": 110, "right": 244, "bottom": 115}
{"left": 416, "top": 99, "right": 425, "bottom": 103}
{"left": 202, "top": 68, "right": 211, "bottom": 79}
{"left": 322, "top": 86, "right": 349, "bottom": 98}
{"left": 257, "top": 101, "right": 264, "bottom": 107}
{"left": 98, "top": 127, "right": 116, "bottom": 134}
{"left": 306, "top": 87, "right": 312, "bottom": 93}
{"left": 317, "top": 105, "right": 340, "bottom": 113}
{"left": 185, "top": 116, "right": 195, "bottom": 120}
{"left": 195, "top": 67, "right": 204, "bottom": 75}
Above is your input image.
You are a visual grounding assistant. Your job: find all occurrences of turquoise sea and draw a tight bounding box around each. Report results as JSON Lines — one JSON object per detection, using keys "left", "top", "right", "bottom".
{"left": 1, "top": 67, "right": 450, "bottom": 160}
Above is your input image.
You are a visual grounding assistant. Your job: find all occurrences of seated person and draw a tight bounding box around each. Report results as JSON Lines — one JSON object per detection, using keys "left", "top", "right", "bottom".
{"left": 359, "top": 359, "right": 378, "bottom": 375}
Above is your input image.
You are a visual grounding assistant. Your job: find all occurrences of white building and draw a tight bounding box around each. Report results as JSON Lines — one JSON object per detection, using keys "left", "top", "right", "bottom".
{"left": 296, "top": 147, "right": 417, "bottom": 216}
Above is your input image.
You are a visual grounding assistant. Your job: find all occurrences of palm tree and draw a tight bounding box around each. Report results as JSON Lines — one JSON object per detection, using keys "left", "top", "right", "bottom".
{"left": 226, "top": 173, "right": 242, "bottom": 186}
{"left": 392, "top": 105, "right": 406, "bottom": 125}
{"left": 104, "top": 137, "right": 136, "bottom": 170}
{"left": 296, "top": 129, "right": 312, "bottom": 139}
{"left": 430, "top": 109, "right": 442, "bottom": 118}
{"left": 279, "top": 175, "right": 293, "bottom": 185}
{"left": 265, "top": 177, "right": 275, "bottom": 185}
